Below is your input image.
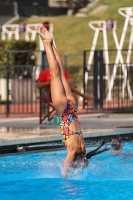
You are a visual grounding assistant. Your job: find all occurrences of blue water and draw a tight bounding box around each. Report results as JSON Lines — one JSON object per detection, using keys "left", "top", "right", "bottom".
{"left": 0, "top": 142, "right": 133, "bottom": 200}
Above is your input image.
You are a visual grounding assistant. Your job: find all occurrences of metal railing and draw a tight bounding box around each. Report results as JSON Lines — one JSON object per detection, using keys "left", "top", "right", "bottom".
{"left": 83, "top": 49, "right": 133, "bottom": 111}
{"left": 0, "top": 50, "right": 83, "bottom": 117}
{"left": 1, "top": 49, "right": 132, "bottom": 117}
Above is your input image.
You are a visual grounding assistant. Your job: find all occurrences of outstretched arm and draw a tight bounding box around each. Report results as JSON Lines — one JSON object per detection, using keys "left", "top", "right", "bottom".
{"left": 68, "top": 81, "right": 94, "bottom": 101}
{"left": 36, "top": 81, "right": 50, "bottom": 89}
{"left": 62, "top": 151, "right": 75, "bottom": 178}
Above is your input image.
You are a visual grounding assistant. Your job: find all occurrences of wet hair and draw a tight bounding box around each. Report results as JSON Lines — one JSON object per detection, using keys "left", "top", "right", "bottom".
{"left": 111, "top": 136, "right": 122, "bottom": 151}
{"left": 70, "top": 153, "right": 88, "bottom": 169}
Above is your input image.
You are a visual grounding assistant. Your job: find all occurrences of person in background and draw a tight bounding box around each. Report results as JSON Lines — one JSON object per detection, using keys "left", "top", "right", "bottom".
{"left": 36, "top": 69, "right": 70, "bottom": 94}
{"left": 37, "top": 69, "right": 73, "bottom": 123}
{"left": 108, "top": 136, "right": 133, "bottom": 156}
{"left": 36, "top": 68, "right": 93, "bottom": 106}
{"left": 110, "top": 136, "right": 123, "bottom": 153}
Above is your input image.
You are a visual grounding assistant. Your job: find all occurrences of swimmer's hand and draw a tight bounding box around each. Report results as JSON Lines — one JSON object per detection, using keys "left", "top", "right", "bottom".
{"left": 62, "top": 170, "right": 68, "bottom": 178}
{"left": 88, "top": 95, "right": 94, "bottom": 101}
{"left": 104, "top": 147, "right": 110, "bottom": 151}
{"left": 62, "top": 151, "right": 75, "bottom": 178}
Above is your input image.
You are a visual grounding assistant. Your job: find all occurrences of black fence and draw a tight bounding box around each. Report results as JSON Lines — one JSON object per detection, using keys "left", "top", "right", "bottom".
{"left": 0, "top": 49, "right": 133, "bottom": 117}
{"left": 0, "top": 50, "right": 83, "bottom": 117}
{"left": 0, "top": 50, "right": 48, "bottom": 117}
{"left": 83, "top": 49, "right": 133, "bottom": 111}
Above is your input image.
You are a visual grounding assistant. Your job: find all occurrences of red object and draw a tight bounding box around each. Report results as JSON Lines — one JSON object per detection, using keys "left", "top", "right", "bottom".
{"left": 42, "top": 21, "right": 50, "bottom": 31}
{"left": 37, "top": 69, "right": 70, "bottom": 82}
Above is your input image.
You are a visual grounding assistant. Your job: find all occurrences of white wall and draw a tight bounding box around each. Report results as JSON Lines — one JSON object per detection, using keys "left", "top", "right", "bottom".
{"left": 0, "top": 78, "right": 11, "bottom": 101}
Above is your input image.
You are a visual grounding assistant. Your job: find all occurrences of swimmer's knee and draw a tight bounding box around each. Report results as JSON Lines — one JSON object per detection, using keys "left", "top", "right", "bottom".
{"left": 50, "top": 68, "right": 61, "bottom": 78}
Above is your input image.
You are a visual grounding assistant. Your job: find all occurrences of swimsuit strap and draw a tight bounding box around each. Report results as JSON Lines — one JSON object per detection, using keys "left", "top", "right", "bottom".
{"left": 61, "top": 130, "right": 82, "bottom": 143}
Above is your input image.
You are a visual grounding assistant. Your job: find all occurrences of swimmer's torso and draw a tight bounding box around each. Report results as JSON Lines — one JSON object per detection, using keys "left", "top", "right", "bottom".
{"left": 59, "top": 99, "right": 82, "bottom": 141}
{"left": 66, "top": 134, "right": 86, "bottom": 154}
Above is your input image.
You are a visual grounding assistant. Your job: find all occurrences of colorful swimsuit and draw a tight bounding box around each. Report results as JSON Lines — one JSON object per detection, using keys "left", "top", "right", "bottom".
{"left": 59, "top": 99, "right": 82, "bottom": 143}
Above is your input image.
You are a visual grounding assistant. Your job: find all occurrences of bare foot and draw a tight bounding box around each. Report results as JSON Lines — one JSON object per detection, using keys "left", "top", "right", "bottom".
{"left": 38, "top": 26, "right": 53, "bottom": 43}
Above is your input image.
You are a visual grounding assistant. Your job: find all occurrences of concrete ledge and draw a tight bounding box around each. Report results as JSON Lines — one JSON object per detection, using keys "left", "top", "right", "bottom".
{"left": 105, "top": 114, "right": 133, "bottom": 119}
{"left": 83, "top": 128, "right": 133, "bottom": 138}
{"left": 79, "top": 113, "right": 133, "bottom": 119}
{"left": 0, "top": 128, "right": 132, "bottom": 147}
{"left": 0, "top": 135, "right": 60, "bottom": 146}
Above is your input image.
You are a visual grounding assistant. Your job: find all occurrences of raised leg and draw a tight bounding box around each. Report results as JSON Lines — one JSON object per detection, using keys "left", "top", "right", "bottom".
{"left": 38, "top": 26, "right": 74, "bottom": 116}
{"left": 52, "top": 44, "right": 94, "bottom": 104}
{"left": 52, "top": 44, "right": 75, "bottom": 99}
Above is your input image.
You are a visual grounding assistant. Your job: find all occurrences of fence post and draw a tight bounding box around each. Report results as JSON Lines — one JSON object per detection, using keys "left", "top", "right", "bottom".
{"left": 99, "top": 50, "right": 103, "bottom": 110}
{"left": 93, "top": 51, "right": 98, "bottom": 109}
{"left": 93, "top": 50, "right": 104, "bottom": 110}
{"left": 83, "top": 50, "right": 86, "bottom": 109}
{"left": 40, "top": 50, "right": 47, "bottom": 115}
{"left": 41, "top": 51, "right": 46, "bottom": 71}
{"left": 6, "top": 52, "right": 10, "bottom": 117}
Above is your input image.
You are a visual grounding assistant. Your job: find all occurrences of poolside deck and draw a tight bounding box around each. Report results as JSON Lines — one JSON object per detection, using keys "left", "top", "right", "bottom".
{"left": 0, "top": 113, "right": 132, "bottom": 147}
{"left": 0, "top": 127, "right": 133, "bottom": 147}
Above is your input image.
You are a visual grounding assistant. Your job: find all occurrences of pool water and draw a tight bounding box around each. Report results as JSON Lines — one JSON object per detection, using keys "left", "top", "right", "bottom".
{"left": 0, "top": 142, "right": 133, "bottom": 200}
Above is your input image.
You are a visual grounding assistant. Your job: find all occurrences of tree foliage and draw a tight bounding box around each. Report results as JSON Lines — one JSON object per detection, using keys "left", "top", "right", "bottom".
{"left": 0, "top": 40, "right": 37, "bottom": 78}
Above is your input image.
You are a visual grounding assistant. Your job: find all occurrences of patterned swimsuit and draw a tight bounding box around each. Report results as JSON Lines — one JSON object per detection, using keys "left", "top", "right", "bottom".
{"left": 59, "top": 99, "right": 82, "bottom": 143}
